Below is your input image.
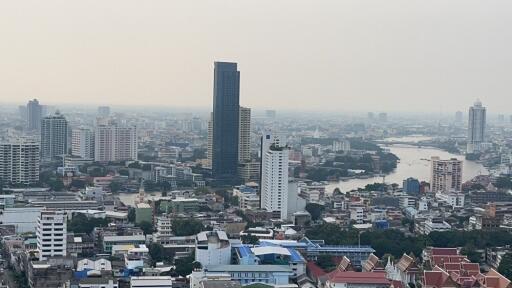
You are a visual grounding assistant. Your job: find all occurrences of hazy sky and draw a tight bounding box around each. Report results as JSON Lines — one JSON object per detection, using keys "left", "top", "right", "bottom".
{"left": 1, "top": 0, "right": 512, "bottom": 113}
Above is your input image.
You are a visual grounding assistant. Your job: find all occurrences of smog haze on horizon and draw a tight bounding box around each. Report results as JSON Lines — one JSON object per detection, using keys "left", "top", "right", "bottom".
{"left": 1, "top": 0, "right": 512, "bottom": 112}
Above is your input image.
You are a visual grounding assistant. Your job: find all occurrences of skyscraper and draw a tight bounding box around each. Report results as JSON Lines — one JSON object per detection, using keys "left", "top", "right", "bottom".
{"left": 239, "top": 106, "right": 251, "bottom": 163}
{"left": 211, "top": 62, "right": 240, "bottom": 181}
{"left": 72, "top": 128, "right": 95, "bottom": 159}
{"left": 430, "top": 156, "right": 463, "bottom": 193}
{"left": 95, "top": 122, "right": 137, "bottom": 162}
{"left": 467, "top": 100, "right": 486, "bottom": 153}
{"left": 0, "top": 139, "right": 40, "bottom": 185}
{"left": 206, "top": 113, "right": 213, "bottom": 169}
{"left": 41, "top": 111, "right": 69, "bottom": 161}
{"left": 26, "top": 99, "right": 42, "bottom": 131}
{"left": 260, "top": 132, "right": 289, "bottom": 220}
{"left": 455, "top": 111, "right": 463, "bottom": 123}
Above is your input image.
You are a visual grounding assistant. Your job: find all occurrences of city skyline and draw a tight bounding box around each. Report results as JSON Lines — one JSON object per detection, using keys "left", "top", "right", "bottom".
{"left": 1, "top": 1, "right": 512, "bottom": 112}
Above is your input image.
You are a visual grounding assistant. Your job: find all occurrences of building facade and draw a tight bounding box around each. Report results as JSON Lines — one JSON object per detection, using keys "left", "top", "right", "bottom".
{"left": 72, "top": 128, "right": 95, "bottom": 159}
{"left": 239, "top": 106, "right": 251, "bottom": 163}
{"left": 0, "top": 140, "right": 40, "bottom": 185}
{"left": 95, "top": 123, "right": 137, "bottom": 162}
{"left": 467, "top": 100, "right": 486, "bottom": 153}
{"left": 261, "top": 140, "right": 289, "bottom": 220}
{"left": 430, "top": 157, "right": 463, "bottom": 193}
{"left": 212, "top": 62, "right": 240, "bottom": 181}
{"left": 41, "top": 112, "right": 69, "bottom": 161}
{"left": 27, "top": 99, "right": 43, "bottom": 131}
{"left": 37, "top": 210, "right": 67, "bottom": 260}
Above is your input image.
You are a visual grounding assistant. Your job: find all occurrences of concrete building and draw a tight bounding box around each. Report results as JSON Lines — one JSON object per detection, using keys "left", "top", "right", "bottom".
{"left": 0, "top": 140, "right": 40, "bottom": 185}
{"left": 37, "top": 210, "right": 67, "bottom": 260}
{"left": 95, "top": 122, "right": 137, "bottom": 162}
{"left": 403, "top": 177, "right": 420, "bottom": 195}
{"left": 430, "top": 157, "right": 463, "bottom": 193}
{"left": 195, "top": 231, "right": 231, "bottom": 266}
{"left": 211, "top": 62, "right": 240, "bottom": 181}
{"left": 98, "top": 106, "right": 111, "bottom": 117}
{"left": 72, "top": 128, "right": 95, "bottom": 159}
{"left": 261, "top": 138, "right": 289, "bottom": 220}
{"left": 135, "top": 203, "right": 152, "bottom": 225}
{"left": 130, "top": 276, "right": 172, "bottom": 288}
{"left": 0, "top": 207, "right": 44, "bottom": 233}
{"left": 27, "top": 99, "right": 43, "bottom": 131}
{"left": 239, "top": 106, "right": 251, "bottom": 163}
{"left": 206, "top": 112, "right": 213, "bottom": 169}
{"left": 467, "top": 100, "right": 486, "bottom": 153}
{"left": 191, "top": 265, "right": 293, "bottom": 288}
{"left": 41, "top": 111, "right": 69, "bottom": 161}
{"left": 103, "top": 235, "right": 146, "bottom": 253}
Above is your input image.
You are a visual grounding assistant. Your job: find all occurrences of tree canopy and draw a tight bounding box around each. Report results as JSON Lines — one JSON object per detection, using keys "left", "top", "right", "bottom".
{"left": 172, "top": 219, "right": 204, "bottom": 236}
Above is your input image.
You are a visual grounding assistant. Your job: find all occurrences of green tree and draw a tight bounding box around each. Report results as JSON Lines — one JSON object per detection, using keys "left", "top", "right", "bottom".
{"left": 109, "top": 181, "right": 122, "bottom": 192}
{"left": 241, "top": 234, "right": 259, "bottom": 245}
{"left": 461, "top": 244, "right": 481, "bottom": 263}
{"left": 172, "top": 219, "right": 204, "bottom": 236}
{"left": 128, "top": 208, "right": 136, "bottom": 223}
{"left": 68, "top": 213, "right": 109, "bottom": 234}
{"left": 316, "top": 255, "right": 335, "bottom": 271}
{"left": 138, "top": 221, "right": 154, "bottom": 235}
{"left": 174, "top": 254, "right": 202, "bottom": 277}
{"left": 305, "top": 203, "right": 325, "bottom": 221}
{"left": 149, "top": 243, "right": 164, "bottom": 266}
{"left": 498, "top": 252, "right": 512, "bottom": 280}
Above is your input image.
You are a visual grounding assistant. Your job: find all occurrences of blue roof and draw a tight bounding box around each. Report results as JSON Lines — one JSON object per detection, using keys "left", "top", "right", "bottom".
{"left": 237, "top": 245, "right": 253, "bottom": 258}
{"left": 288, "top": 248, "right": 305, "bottom": 263}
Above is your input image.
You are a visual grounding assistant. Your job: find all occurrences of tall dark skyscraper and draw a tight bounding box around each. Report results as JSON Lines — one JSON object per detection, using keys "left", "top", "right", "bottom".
{"left": 212, "top": 62, "right": 240, "bottom": 181}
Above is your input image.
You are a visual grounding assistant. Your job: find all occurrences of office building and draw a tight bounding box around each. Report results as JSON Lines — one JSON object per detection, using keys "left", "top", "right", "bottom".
{"left": 378, "top": 112, "right": 387, "bottom": 122}
{"left": 430, "top": 157, "right": 463, "bottom": 193}
{"left": 0, "top": 140, "right": 40, "bottom": 185}
{"left": 261, "top": 135, "right": 289, "bottom": 220}
{"left": 206, "top": 113, "right": 213, "bottom": 169}
{"left": 37, "top": 210, "right": 67, "bottom": 260}
{"left": 195, "top": 231, "right": 231, "bottom": 266}
{"left": 265, "top": 110, "right": 276, "bottom": 119}
{"left": 95, "top": 123, "right": 137, "bottom": 162}
{"left": 98, "top": 106, "right": 111, "bottom": 117}
{"left": 211, "top": 62, "right": 240, "bottom": 181}
{"left": 467, "top": 100, "right": 486, "bottom": 153}
{"left": 41, "top": 111, "right": 69, "bottom": 161}
{"left": 27, "top": 99, "right": 43, "bottom": 131}
{"left": 72, "top": 128, "right": 95, "bottom": 159}
{"left": 403, "top": 177, "right": 420, "bottom": 195}
{"left": 239, "top": 106, "right": 251, "bottom": 163}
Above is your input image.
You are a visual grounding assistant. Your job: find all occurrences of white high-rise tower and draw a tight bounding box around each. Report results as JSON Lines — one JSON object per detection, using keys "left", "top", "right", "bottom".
{"left": 37, "top": 210, "right": 67, "bottom": 260}
{"left": 467, "top": 100, "right": 486, "bottom": 153}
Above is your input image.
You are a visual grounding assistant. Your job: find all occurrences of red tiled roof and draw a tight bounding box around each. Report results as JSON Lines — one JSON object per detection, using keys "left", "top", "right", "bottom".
{"left": 307, "top": 261, "right": 327, "bottom": 278}
{"left": 327, "top": 271, "right": 390, "bottom": 285}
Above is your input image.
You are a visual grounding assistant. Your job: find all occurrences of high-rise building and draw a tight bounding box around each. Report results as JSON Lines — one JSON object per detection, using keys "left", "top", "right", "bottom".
{"left": 206, "top": 113, "right": 213, "bottom": 169}
{"left": 37, "top": 210, "right": 67, "bottom": 260}
{"left": 430, "top": 157, "right": 463, "bottom": 193}
{"left": 455, "top": 111, "right": 463, "bottom": 123}
{"left": 378, "top": 112, "right": 387, "bottom": 122}
{"left": 27, "top": 99, "right": 43, "bottom": 131}
{"left": 72, "top": 128, "right": 95, "bottom": 159}
{"left": 367, "top": 112, "right": 374, "bottom": 121}
{"left": 265, "top": 110, "right": 276, "bottom": 119}
{"left": 467, "top": 100, "right": 486, "bottom": 153}
{"left": 211, "top": 62, "right": 240, "bottom": 181}
{"left": 239, "top": 106, "right": 251, "bottom": 163}
{"left": 261, "top": 132, "right": 289, "bottom": 220}
{"left": 95, "top": 122, "right": 137, "bottom": 162}
{"left": 0, "top": 140, "right": 40, "bottom": 185}
{"left": 98, "top": 106, "right": 111, "bottom": 117}
{"left": 40, "top": 111, "right": 69, "bottom": 161}
{"left": 403, "top": 177, "right": 420, "bottom": 195}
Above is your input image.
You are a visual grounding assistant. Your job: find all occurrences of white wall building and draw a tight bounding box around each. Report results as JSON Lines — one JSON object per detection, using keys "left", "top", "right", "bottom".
{"left": 195, "top": 231, "right": 231, "bottom": 266}
{"left": 261, "top": 131, "right": 289, "bottom": 220}
{"left": 95, "top": 123, "right": 137, "bottom": 162}
{"left": 0, "top": 140, "right": 40, "bottom": 185}
{"left": 430, "top": 157, "right": 463, "bottom": 193}
{"left": 37, "top": 210, "right": 67, "bottom": 260}
{"left": 72, "top": 128, "right": 95, "bottom": 159}
{"left": 130, "top": 276, "right": 172, "bottom": 288}
{"left": 467, "top": 100, "right": 486, "bottom": 153}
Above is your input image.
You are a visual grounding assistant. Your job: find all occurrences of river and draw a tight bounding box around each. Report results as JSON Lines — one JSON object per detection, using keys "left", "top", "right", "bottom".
{"left": 325, "top": 143, "right": 488, "bottom": 193}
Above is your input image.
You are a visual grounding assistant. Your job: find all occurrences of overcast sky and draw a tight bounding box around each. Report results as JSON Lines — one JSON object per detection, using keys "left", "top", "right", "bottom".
{"left": 1, "top": 0, "right": 511, "bottom": 113}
